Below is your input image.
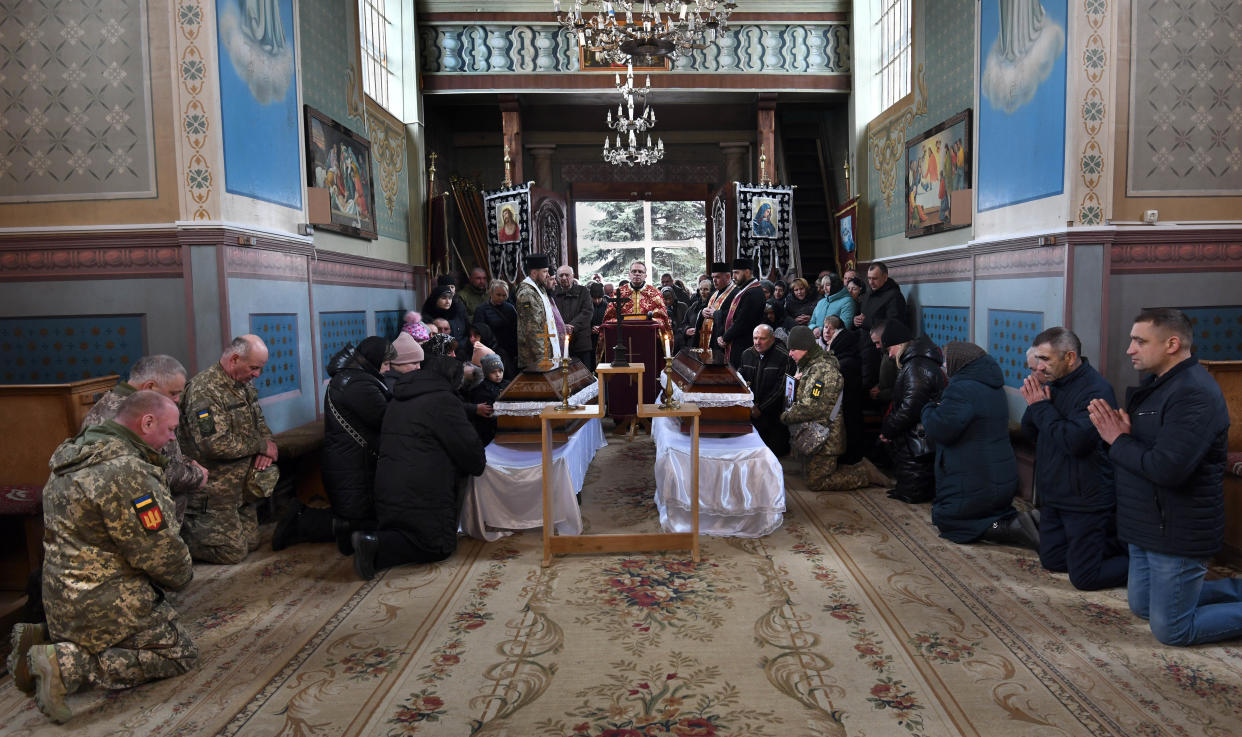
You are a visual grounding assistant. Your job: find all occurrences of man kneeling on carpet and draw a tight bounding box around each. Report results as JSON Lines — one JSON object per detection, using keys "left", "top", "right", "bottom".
{"left": 780, "top": 326, "right": 893, "bottom": 491}
{"left": 352, "top": 354, "right": 487, "bottom": 579}
{"left": 10, "top": 391, "right": 197, "bottom": 723}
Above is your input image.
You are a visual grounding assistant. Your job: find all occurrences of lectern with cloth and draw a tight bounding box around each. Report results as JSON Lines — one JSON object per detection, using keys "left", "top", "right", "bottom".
{"left": 600, "top": 280, "right": 669, "bottom": 420}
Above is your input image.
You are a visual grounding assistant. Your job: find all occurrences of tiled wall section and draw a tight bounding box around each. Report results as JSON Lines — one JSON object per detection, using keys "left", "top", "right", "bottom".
{"left": 920, "top": 306, "right": 970, "bottom": 348}
{"left": 987, "top": 309, "right": 1044, "bottom": 389}
{"left": 249, "top": 314, "right": 301, "bottom": 399}
{"left": 375, "top": 309, "right": 404, "bottom": 341}
{"left": 0, "top": 315, "right": 144, "bottom": 384}
{"left": 1181, "top": 306, "right": 1242, "bottom": 361}
{"left": 319, "top": 311, "right": 367, "bottom": 379}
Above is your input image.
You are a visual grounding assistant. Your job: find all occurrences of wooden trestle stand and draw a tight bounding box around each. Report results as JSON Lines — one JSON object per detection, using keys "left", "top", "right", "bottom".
{"left": 539, "top": 362, "right": 701, "bottom": 567}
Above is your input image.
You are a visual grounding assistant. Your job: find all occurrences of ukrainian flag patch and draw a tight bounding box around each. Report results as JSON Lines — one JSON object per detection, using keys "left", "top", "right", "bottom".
{"left": 132, "top": 494, "right": 166, "bottom": 534}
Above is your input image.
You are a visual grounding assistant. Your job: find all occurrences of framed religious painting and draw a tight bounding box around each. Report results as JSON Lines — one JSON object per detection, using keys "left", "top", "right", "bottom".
{"left": 833, "top": 196, "right": 858, "bottom": 274}
{"left": 482, "top": 184, "right": 532, "bottom": 282}
{"left": 578, "top": 47, "right": 671, "bottom": 72}
{"left": 304, "top": 105, "right": 378, "bottom": 240}
{"left": 905, "top": 109, "right": 972, "bottom": 238}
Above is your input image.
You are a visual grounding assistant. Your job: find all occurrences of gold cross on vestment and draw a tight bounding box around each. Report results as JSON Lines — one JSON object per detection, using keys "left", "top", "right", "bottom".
{"left": 536, "top": 329, "right": 556, "bottom": 358}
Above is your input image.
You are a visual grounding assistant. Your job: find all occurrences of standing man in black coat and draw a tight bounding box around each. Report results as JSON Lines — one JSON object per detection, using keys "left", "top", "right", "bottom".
{"left": 823, "top": 315, "right": 865, "bottom": 464}
{"left": 553, "top": 264, "right": 595, "bottom": 368}
{"left": 352, "top": 355, "right": 487, "bottom": 579}
{"left": 1021, "top": 326, "right": 1128, "bottom": 590}
{"left": 739, "top": 324, "right": 796, "bottom": 456}
{"left": 854, "top": 261, "right": 908, "bottom": 391}
{"left": 716, "top": 257, "right": 766, "bottom": 369}
{"left": 1089, "top": 308, "right": 1239, "bottom": 645}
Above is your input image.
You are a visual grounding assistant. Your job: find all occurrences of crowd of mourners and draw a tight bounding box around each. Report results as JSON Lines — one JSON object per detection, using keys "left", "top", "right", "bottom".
{"left": 7, "top": 260, "right": 1240, "bottom": 724}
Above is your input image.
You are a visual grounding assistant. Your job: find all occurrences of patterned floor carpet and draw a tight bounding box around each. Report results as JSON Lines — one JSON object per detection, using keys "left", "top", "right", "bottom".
{"left": 3, "top": 436, "right": 1241, "bottom": 736}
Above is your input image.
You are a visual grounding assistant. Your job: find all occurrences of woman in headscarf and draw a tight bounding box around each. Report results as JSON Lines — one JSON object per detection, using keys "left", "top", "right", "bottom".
{"left": 922, "top": 342, "right": 1038, "bottom": 549}
{"left": 421, "top": 285, "right": 468, "bottom": 344}
{"left": 352, "top": 354, "right": 487, "bottom": 579}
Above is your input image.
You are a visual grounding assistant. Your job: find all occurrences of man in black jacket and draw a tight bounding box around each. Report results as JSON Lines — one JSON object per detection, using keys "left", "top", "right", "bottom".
{"left": 854, "top": 261, "right": 908, "bottom": 390}
{"left": 823, "top": 316, "right": 865, "bottom": 464}
{"left": 1089, "top": 308, "right": 1238, "bottom": 645}
{"left": 717, "top": 257, "right": 767, "bottom": 369}
{"left": 553, "top": 265, "right": 595, "bottom": 367}
{"left": 739, "top": 324, "right": 796, "bottom": 456}
{"left": 1021, "top": 327, "right": 1127, "bottom": 590}
{"left": 878, "top": 321, "right": 944, "bottom": 503}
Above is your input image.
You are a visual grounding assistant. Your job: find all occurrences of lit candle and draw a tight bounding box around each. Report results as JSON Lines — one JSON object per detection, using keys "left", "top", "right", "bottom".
{"left": 562, "top": 332, "right": 569, "bottom": 356}
{"left": 680, "top": 3, "right": 688, "bottom": 20}
{"left": 615, "top": 72, "right": 620, "bottom": 85}
{"left": 554, "top": 0, "right": 560, "bottom": 12}
{"left": 663, "top": 333, "right": 671, "bottom": 357}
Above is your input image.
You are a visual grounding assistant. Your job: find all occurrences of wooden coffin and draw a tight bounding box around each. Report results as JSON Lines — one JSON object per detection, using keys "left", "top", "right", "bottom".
{"left": 493, "top": 359, "right": 596, "bottom": 446}
{"left": 664, "top": 348, "right": 753, "bottom": 437}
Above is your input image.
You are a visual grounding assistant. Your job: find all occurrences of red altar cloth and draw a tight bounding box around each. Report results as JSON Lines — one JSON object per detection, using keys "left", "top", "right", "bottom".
{"left": 600, "top": 318, "right": 663, "bottom": 418}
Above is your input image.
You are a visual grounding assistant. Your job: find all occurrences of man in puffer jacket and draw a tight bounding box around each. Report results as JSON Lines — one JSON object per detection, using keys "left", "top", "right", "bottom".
{"left": 877, "top": 321, "right": 944, "bottom": 503}
{"left": 1089, "top": 308, "right": 1238, "bottom": 646}
{"left": 352, "top": 355, "right": 487, "bottom": 579}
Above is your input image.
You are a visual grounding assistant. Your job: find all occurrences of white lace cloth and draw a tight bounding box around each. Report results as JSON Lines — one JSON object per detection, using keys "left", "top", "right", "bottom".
{"left": 459, "top": 418, "right": 606, "bottom": 541}
{"left": 493, "top": 381, "right": 599, "bottom": 416}
{"left": 650, "top": 416, "right": 785, "bottom": 538}
{"left": 669, "top": 382, "right": 753, "bottom": 408}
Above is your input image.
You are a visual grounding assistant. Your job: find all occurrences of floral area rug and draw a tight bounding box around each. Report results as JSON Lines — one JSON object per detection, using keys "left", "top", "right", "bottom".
{"left": 3, "top": 437, "right": 1242, "bottom": 736}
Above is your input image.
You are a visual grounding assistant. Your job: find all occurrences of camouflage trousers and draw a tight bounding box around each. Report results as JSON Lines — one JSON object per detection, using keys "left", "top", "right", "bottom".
{"left": 54, "top": 602, "right": 197, "bottom": 692}
{"left": 181, "top": 501, "right": 262, "bottom": 564}
{"left": 181, "top": 463, "right": 276, "bottom": 564}
{"left": 803, "top": 451, "right": 870, "bottom": 492}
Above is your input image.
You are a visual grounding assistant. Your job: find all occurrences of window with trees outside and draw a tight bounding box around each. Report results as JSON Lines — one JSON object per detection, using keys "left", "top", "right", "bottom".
{"left": 575, "top": 201, "right": 706, "bottom": 287}
{"left": 874, "top": 0, "right": 911, "bottom": 111}
{"left": 358, "top": 0, "right": 402, "bottom": 117}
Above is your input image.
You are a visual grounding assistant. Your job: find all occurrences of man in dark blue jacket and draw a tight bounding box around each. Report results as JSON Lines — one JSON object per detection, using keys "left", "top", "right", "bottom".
{"left": 1021, "top": 327, "right": 1127, "bottom": 590}
{"left": 1089, "top": 308, "right": 1238, "bottom": 646}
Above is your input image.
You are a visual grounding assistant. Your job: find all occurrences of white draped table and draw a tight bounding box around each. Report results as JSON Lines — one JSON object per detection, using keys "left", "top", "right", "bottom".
{"left": 650, "top": 416, "right": 785, "bottom": 537}
{"left": 459, "top": 418, "right": 606, "bottom": 541}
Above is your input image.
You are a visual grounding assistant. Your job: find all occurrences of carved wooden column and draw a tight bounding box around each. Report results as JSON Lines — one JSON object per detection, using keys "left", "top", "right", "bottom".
{"left": 528, "top": 144, "right": 556, "bottom": 189}
{"left": 500, "top": 95, "right": 523, "bottom": 183}
{"left": 757, "top": 93, "right": 776, "bottom": 182}
{"left": 719, "top": 142, "right": 749, "bottom": 185}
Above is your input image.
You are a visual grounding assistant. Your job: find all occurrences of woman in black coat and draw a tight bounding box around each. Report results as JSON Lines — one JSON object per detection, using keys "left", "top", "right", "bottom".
{"left": 422, "top": 285, "right": 469, "bottom": 342}
{"left": 473, "top": 280, "right": 519, "bottom": 378}
{"left": 877, "top": 322, "right": 945, "bottom": 504}
{"left": 352, "top": 355, "right": 487, "bottom": 579}
{"left": 274, "top": 337, "right": 392, "bottom": 553}
{"left": 922, "top": 342, "right": 1035, "bottom": 549}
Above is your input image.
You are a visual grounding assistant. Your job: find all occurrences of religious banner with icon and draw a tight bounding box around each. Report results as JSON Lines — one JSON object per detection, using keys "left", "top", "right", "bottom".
{"left": 482, "top": 183, "right": 532, "bottom": 282}
{"left": 735, "top": 183, "right": 794, "bottom": 278}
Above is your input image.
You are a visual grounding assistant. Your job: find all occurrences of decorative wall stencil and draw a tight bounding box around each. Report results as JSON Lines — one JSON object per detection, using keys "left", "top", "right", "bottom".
{"left": 418, "top": 23, "right": 851, "bottom": 76}
{"left": 987, "top": 309, "right": 1044, "bottom": 389}
{"left": 1075, "top": 0, "right": 1111, "bottom": 225}
{"left": 217, "top": 0, "right": 302, "bottom": 208}
{"left": 318, "top": 311, "right": 366, "bottom": 380}
{"left": 0, "top": 0, "right": 155, "bottom": 202}
{"left": 483, "top": 184, "right": 532, "bottom": 282}
{"left": 298, "top": 0, "right": 362, "bottom": 128}
{"left": 977, "top": 0, "right": 1067, "bottom": 211}
{"left": 1180, "top": 307, "right": 1242, "bottom": 361}
{"left": 0, "top": 315, "right": 144, "bottom": 384}
{"left": 1128, "top": 2, "right": 1242, "bottom": 195}
{"left": 921, "top": 306, "right": 970, "bottom": 349}
{"left": 176, "top": 0, "right": 215, "bottom": 220}
{"left": 366, "top": 112, "right": 406, "bottom": 218}
{"left": 867, "top": 65, "right": 928, "bottom": 212}
{"left": 561, "top": 162, "right": 720, "bottom": 184}
{"left": 735, "top": 183, "right": 794, "bottom": 278}
{"left": 249, "top": 313, "right": 300, "bottom": 399}
{"left": 375, "top": 310, "right": 403, "bottom": 341}
{"left": 305, "top": 105, "right": 377, "bottom": 239}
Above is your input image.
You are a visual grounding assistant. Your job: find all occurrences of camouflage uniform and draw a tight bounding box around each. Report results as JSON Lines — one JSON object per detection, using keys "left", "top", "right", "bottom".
{"left": 40, "top": 421, "right": 197, "bottom": 692}
{"left": 516, "top": 278, "right": 556, "bottom": 370}
{"left": 177, "top": 362, "right": 278, "bottom": 564}
{"left": 82, "top": 381, "right": 204, "bottom": 521}
{"left": 781, "top": 345, "right": 870, "bottom": 491}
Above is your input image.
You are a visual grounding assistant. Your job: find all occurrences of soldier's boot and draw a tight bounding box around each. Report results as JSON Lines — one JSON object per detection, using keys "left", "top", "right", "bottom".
{"left": 7, "top": 622, "right": 47, "bottom": 694}
{"left": 28, "top": 644, "right": 71, "bottom": 723}
{"left": 857, "top": 457, "right": 896, "bottom": 489}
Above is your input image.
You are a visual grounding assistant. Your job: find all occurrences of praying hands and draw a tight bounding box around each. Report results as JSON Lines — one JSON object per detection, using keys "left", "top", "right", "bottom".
{"left": 1087, "top": 398, "right": 1130, "bottom": 445}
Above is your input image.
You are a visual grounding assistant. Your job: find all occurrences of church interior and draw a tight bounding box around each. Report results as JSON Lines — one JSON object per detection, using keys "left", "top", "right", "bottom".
{"left": 1, "top": 0, "right": 1242, "bottom": 734}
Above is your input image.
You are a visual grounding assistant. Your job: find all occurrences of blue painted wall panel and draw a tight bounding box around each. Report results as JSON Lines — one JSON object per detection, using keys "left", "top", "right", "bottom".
{"left": 0, "top": 315, "right": 144, "bottom": 384}
{"left": 319, "top": 311, "right": 367, "bottom": 379}
{"left": 249, "top": 313, "right": 300, "bottom": 399}
{"left": 987, "top": 309, "right": 1044, "bottom": 389}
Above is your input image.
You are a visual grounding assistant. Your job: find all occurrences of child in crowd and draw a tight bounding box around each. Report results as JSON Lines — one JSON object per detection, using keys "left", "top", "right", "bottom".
{"left": 469, "top": 354, "right": 508, "bottom": 445}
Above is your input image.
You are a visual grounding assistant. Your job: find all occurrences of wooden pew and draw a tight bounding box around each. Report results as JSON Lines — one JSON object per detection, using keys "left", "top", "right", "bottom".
{"left": 1203, "top": 361, "right": 1242, "bottom": 567}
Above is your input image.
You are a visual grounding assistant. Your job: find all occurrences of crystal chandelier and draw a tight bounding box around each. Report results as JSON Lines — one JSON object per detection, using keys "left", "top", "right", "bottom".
{"left": 554, "top": 1, "right": 738, "bottom": 64}
{"left": 603, "top": 63, "right": 664, "bottom": 166}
